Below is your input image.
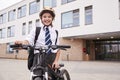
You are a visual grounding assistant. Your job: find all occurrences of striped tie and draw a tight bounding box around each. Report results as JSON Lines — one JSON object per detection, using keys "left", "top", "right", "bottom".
{"left": 45, "top": 27, "right": 52, "bottom": 54}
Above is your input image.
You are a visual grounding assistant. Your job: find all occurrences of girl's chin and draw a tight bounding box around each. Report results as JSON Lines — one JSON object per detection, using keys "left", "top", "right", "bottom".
{"left": 44, "top": 24, "right": 50, "bottom": 26}
{"left": 43, "top": 23, "right": 51, "bottom": 26}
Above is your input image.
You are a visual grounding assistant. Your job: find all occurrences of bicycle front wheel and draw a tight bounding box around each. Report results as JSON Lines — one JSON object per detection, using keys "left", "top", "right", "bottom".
{"left": 33, "top": 77, "right": 42, "bottom": 80}
{"left": 60, "top": 69, "right": 70, "bottom": 80}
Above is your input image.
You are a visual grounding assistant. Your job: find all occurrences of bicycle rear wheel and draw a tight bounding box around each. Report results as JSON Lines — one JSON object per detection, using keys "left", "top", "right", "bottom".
{"left": 60, "top": 69, "right": 70, "bottom": 80}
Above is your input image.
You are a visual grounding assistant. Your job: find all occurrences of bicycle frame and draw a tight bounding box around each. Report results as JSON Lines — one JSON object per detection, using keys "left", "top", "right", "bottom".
{"left": 10, "top": 44, "right": 71, "bottom": 80}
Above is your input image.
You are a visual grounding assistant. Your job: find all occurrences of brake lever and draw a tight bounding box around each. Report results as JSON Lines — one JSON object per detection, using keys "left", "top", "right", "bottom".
{"left": 61, "top": 48, "right": 66, "bottom": 51}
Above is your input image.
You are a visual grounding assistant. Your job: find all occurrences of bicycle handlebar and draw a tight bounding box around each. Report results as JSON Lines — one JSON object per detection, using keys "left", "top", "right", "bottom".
{"left": 10, "top": 44, "right": 71, "bottom": 50}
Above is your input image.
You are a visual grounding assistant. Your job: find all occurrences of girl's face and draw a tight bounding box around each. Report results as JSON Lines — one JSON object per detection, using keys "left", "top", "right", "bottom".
{"left": 41, "top": 13, "right": 53, "bottom": 26}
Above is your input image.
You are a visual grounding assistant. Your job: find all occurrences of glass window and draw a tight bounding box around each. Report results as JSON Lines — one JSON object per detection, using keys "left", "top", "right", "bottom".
{"left": 6, "top": 43, "right": 14, "bottom": 53}
{"left": 0, "top": 29, "right": 2, "bottom": 39}
{"left": 0, "top": 13, "right": 7, "bottom": 24}
{"left": 86, "top": 40, "right": 90, "bottom": 54}
{"left": 18, "top": 5, "right": 26, "bottom": 18}
{"left": 3, "top": 13, "right": 7, "bottom": 23}
{"left": 61, "top": 0, "right": 75, "bottom": 4}
{"left": 7, "top": 25, "right": 15, "bottom": 37}
{"left": 36, "top": 19, "right": 40, "bottom": 27}
{"left": 1, "top": 28, "right": 6, "bottom": 38}
{"left": 0, "top": 15, "right": 2, "bottom": 24}
{"left": 0, "top": 28, "right": 6, "bottom": 39}
{"left": 119, "top": 0, "right": 120, "bottom": 19}
{"left": 22, "top": 23, "right": 26, "bottom": 35}
{"left": 61, "top": 9, "right": 79, "bottom": 28}
{"left": 29, "top": 1, "right": 40, "bottom": 15}
{"left": 28, "top": 21, "right": 32, "bottom": 34}
{"left": 85, "top": 5, "right": 93, "bottom": 25}
{"left": 8, "top": 9, "right": 16, "bottom": 21}
{"left": 44, "top": 0, "right": 56, "bottom": 8}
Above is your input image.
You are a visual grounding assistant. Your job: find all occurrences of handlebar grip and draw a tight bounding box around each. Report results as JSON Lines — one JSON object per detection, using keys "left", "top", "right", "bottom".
{"left": 51, "top": 45, "right": 71, "bottom": 50}
{"left": 10, "top": 44, "right": 22, "bottom": 48}
{"left": 57, "top": 45, "right": 71, "bottom": 48}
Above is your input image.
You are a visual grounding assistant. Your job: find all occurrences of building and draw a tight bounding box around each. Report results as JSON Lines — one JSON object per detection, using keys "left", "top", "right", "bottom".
{"left": 0, "top": 0, "right": 120, "bottom": 61}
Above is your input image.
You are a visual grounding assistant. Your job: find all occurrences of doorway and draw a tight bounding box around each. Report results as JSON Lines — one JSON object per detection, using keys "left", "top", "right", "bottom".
{"left": 94, "top": 40, "right": 120, "bottom": 61}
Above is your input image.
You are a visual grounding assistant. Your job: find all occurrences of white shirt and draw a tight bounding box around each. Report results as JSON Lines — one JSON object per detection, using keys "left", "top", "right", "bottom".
{"left": 26, "top": 26, "right": 59, "bottom": 54}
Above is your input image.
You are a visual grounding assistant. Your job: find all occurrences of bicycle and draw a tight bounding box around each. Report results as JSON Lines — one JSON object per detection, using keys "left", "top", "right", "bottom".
{"left": 10, "top": 44, "right": 71, "bottom": 80}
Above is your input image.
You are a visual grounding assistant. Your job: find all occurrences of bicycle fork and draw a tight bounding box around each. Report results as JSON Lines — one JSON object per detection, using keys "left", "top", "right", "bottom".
{"left": 44, "top": 67, "right": 48, "bottom": 80}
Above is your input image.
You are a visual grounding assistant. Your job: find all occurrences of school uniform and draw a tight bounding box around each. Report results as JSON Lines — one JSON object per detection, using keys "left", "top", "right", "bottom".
{"left": 26, "top": 25, "right": 59, "bottom": 79}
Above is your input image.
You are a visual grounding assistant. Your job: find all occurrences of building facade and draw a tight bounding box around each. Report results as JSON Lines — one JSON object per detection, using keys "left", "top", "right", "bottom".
{"left": 0, "top": 0, "right": 120, "bottom": 61}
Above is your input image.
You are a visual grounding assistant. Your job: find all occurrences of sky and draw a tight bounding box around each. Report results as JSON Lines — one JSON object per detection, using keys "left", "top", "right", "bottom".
{"left": 0, "top": 0, "right": 23, "bottom": 11}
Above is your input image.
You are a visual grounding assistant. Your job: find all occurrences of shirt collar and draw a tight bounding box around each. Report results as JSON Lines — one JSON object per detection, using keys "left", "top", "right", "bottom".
{"left": 43, "top": 25, "right": 52, "bottom": 31}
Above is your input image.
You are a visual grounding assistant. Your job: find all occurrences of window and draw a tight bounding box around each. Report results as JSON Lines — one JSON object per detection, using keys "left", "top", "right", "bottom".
{"left": 0, "top": 28, "right": 6, "bottom": 39}
{"left": 7, "top": 25, "right": 15, "bottom": 37}
{"left": 0, "top": 29, "right": 2, "bottom": 39}
{"left": 28, "top": 21, "right": 32, "bottom": 34}
{"left": 85, "top": 5, "right": 93, "bottom": 25}
{"left": 61, "top": 0, "right": 76, "bottom": 4}
{"left": 18, "top": 5, "right": 26, "bottom": 18}
{"left": 36, "top": 19, "right": 40, "bottom": 27}
{"left": 29, "top": 1, "right": 40, "bottom": 15}
{"left": 6, "top": 43, "right": 14, "bottom": 53}
{"left": 0, "top": 13, "right": 7, "bottom": 24}
{"left": 119, "top": 0, "right": 120, "bottom": 19}
{"left": 0, "top": 15, "right": 3, "bottom": 24}
{"left": 8, "top": 9, "right": 16, "bottom": 21}
{"left": 61, "top": 9, "right": 79, "bottom": 28}
{"left": 1, "top": 28, "right": 5, "bottom": 38}
{"left": 44, "top": 0, "right": 56, "bottom": 8}
{"left": 22, "top": 23, "right": 26, "bottom": 35}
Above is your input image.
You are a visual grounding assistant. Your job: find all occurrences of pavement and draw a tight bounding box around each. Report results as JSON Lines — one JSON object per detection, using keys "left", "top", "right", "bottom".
{"left": 0, "top": 59, "right": 120, "bottom": 80}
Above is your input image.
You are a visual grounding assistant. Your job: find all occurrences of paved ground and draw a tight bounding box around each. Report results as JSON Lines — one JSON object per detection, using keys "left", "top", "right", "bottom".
{"left": 0, "top": 59, "right": 120, "bottom": 80}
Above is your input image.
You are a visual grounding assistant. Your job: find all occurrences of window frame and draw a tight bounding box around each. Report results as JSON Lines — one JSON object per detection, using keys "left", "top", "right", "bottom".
{"left": 43, "top": 0, "right": 56, "bottom": 8}
{"left": 61, "top": 9, "right": 80, "bottom": 29}
{"left": 8, "top": 9, "right": 16, "bottom": 21}
{"left": 18, "top": 5, "right": 26, "bottom": 18}
{"left": 61, "top": 0, "right": 76, "bottom": 5}
{"left": 29, "top": 1, "right": 40, "bottom": 15}
{"left": 85, "top": 5, "right": 93, "bottom": 25}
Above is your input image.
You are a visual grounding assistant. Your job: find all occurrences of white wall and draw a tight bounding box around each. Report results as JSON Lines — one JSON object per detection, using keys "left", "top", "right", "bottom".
{"left": 0, "top": 0, "right": 120, "bottom": 43}
{"left": 58, "top": 0, "right": 120, "bottom": 37}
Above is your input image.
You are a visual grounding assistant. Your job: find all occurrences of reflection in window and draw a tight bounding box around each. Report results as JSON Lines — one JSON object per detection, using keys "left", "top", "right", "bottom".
{"left": 0, "top": 28, "right": 6, "bottom": 39}
{"left": 28, "top": 21, "right": 32, "bottom": 34}
{"left": 8, "top": 9, "right": 16, "bottom": 21}
{"left": 0, "top": 13, "right": 7, "bottom": 24}
{"left": 18, "top": 5, "right": 26, "bottom": 18}
{"left": 61, "top": 9, "right": 79, "bottom": 28}
{"left": 85, "top": 5, "right": 93, "bottom": 25}
{"left": 61, "top": 0, "right": 76, "bottom": 4}
{"left": 7, "top": 25, "right": 15, "bottom": 37}
{"left": 0, "top": 29, "right": 2, "bottom": 39}
{"left": 22, "top": 23, "right": 26, "bottom": 35}
{"left": 119, "top": 0, "right": 120, "bottom": 19}
{"left": 29, "top": 1, "right": 40, "bottom": 15}
{"left": 7, "top": 43, "right": 14, "bottom": 53}
{"left": 44, "top": 0, "right": 56, "bottom": 8}
{"left": 36, "top": 19, "right": 40, "bottom": 27}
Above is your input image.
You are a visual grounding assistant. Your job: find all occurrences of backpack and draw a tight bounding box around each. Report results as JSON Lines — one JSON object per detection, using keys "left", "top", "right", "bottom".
{"left": 28, "top": 27, "right": 58, "bottom": 70}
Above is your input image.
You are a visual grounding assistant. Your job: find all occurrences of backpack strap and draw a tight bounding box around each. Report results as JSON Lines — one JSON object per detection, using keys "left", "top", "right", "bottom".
{"left": 55, "top": 30, "right": 58, "bottom": 45}
{"left": 34, "top": 27, "right": 41, "bottom": 45}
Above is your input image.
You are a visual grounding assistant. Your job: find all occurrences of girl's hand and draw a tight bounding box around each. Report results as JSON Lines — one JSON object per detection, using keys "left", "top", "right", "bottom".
{"left": 52, "top": 61, "right": 59, "bottom": 69}
{"left": 15, "top": 40, "right": 29, "bottom": 45}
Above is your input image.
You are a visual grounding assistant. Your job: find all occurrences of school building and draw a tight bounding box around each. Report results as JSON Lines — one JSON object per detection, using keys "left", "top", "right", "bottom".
{"left": 0, "top": 0, "right": 120, "bottom": 61}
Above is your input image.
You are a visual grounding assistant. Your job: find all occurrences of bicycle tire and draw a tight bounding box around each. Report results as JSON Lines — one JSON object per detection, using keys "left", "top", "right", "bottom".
{"left": 60, "top": 69, "right": 70, "bottom": 80}
{"left": 33, "top": 77, "right": 42, "bottom": 80}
